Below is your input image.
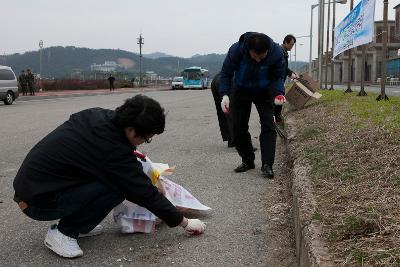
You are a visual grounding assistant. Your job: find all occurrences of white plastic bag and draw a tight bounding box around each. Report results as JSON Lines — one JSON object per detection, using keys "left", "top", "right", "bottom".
{"left": 113, "top": 151, "right": 210, "bottom": 234}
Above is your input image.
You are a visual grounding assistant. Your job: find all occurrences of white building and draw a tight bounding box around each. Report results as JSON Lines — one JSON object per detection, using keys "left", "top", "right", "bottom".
{"left": 90, "top": 61, "right": 122, "bottom": 72}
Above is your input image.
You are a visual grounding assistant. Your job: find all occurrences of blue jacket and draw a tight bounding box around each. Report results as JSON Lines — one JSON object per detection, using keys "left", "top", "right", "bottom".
{"left": 219, "top": 32, "right": 285, "bottom": 96}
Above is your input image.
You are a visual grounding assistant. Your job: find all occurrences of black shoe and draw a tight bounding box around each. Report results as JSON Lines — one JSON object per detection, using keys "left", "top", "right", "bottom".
{"left": 261, "top": 164, "right": 274, "bottom": 179}
{"left": 234, "top": 162, "right": 255, "bottom": 173}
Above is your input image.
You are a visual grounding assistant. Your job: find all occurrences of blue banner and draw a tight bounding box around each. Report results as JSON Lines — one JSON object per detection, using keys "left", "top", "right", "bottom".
{"left": 333, "top": 0, "right": 376, "bottom": 58}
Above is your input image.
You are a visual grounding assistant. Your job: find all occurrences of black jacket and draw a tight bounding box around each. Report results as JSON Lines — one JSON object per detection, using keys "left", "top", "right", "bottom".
{"left": 281, "top": 45, "right": 293, "bottom": 78}
{"left": 13, "top": 108, "right": 183, "bottom": 227}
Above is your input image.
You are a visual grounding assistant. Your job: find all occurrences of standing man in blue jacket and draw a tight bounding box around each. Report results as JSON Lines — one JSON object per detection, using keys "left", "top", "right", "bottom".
{"left": 219, "top": 32, "right": 286, "bottom": 179}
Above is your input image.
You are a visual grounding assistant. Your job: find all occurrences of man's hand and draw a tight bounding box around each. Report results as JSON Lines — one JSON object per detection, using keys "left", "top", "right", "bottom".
{"left": 221, "top": 95, "right": 230, "bottom": 114}
{"left": 181, "top": 218, "right": 206, "bottom": 236}
{"left": 274, "top": 95, "right": 286, "bottom": 106}
{"left": 291, "top": 72, "right": 298, "bottom": 80}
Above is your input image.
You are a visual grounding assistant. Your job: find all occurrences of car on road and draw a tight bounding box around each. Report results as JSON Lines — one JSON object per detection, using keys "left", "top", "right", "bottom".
{"left": 0, "top": 65, "right": 19, "bottom": 105}
{"left": 171, "top": 76, "right": 184, "bottom": 90}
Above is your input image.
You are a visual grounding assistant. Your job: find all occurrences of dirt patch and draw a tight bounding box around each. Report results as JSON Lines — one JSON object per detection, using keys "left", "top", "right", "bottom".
{"left": 287, "top": 99, "right": 400, "bottom": 266}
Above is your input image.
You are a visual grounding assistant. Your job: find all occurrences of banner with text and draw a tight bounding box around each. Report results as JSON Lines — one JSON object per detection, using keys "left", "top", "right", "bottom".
{"left": 333, "top": 0, "right": 376, "bottom": 58}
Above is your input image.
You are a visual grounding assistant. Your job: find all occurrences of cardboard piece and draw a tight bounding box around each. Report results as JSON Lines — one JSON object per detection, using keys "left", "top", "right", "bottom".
{"left": 286, "top": 74, "right": 322, "bottom": 108}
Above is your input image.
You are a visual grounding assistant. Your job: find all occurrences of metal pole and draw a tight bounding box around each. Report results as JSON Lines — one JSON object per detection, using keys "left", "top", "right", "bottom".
{"left": 318, "top": 0, "right": 325, "bottom": 88}
{"left": 345, "top": 0, "right": 354, "bottom": 93}
{"left": 324, "top": 0, "right": 331, "bottom": 89}
{"left": 378, "top": 0, "right": 389, "bottom": 100}
{"left": 294, "top": 42, "right": 297, "bottom": 73}
{"left": 309, "top": 5, "right": 314, "bottom": 76}
{"left": 330, "top": 0, "right": 336, "bottom": 90}
{"left": 358, "top": 45, "right": 367, "bottom": 96}
{"left": 39, "top": 40, "right": 43, "bottom": 91}
{"left": 137, "top": 34, "right": 144, "bottom": 88}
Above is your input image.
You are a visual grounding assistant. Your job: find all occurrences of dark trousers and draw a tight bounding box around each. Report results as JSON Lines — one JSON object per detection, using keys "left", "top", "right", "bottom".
{"left": 22, "top": 182, "right": 124, "bottom": 239}
{"left": 232, "top": 89, "right": 276, "bottom": 167}
{"left": 211, "top": 85, "right": 234, "bottom": 145}
{"left": 274, "top": 105, "right": 283, "bottom": 118}
{"left": 109, "top": 82, "right": 115, "bottom": 91}
{"left": 28, "top": 83, "right": 35, "bottom": 95}
{"left": 20, "top": 84, "right": 28, "bottom": 96}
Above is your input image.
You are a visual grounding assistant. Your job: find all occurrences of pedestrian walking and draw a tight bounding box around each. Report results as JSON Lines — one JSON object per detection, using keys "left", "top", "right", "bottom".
{"left": 13, "top": 95, "right": 206, "bottom": 258}
{"left": 18, "top": 70, "right": 28, "bottom": 96}
{"left": 26, "top": 69, "right": 35, "bottom": 96}
{"left": 219, "top": 32, "right": 286, "bottom": 178}
{"left": 107, "top": 74, "right": 115, "bottom": 91}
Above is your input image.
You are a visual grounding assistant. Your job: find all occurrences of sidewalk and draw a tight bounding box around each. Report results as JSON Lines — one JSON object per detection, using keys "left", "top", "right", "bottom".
{"left": 18, "top": 86, "right": 170, "bottom": 100}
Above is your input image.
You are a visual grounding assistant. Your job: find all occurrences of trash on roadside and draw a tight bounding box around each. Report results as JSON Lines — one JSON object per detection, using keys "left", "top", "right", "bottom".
{"left": 113, "top": 151, "right": 211, "bottom": 234}
{"left": 286, "top": 73, "right": 322, "bottom": 109}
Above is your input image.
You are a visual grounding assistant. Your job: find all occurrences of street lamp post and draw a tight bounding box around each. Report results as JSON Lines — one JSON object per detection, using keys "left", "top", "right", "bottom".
{"left": 309, "top": 4, "right": 319, "bottom": 77}
{"left": 39, "top": 40, "right": 43, "bottom": 91}
{"left": 137, "top": 34, "right": 144, "bottom": 88}
{"left": 314, "top": 0, "right": 347, "bottom": 87}
{"left": 324, "top": 0, "right": 331, "bottom": 89}
{"left": 330, "top": 0, "right": 336, "bottom": 90}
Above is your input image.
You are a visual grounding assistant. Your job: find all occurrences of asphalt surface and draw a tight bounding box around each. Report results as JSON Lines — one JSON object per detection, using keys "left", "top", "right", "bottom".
{"left": 0, "top": 89, "right": 295, "bottom": 266}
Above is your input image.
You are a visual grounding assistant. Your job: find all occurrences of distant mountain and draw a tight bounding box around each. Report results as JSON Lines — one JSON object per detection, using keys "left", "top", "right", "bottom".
{"left": 143, "top": 52, "right": 173, "bottom": 59}
{"left": 3, "top": 46, "right": 308, "bottom": 79}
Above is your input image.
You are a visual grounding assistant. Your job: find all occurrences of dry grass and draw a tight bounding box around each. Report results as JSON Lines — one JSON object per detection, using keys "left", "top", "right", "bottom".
{"left": 288, "top": 90, "right": 400, "bottom": 266}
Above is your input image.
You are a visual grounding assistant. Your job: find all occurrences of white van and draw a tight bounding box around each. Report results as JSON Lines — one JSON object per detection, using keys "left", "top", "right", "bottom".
{"left": 0, "top": 65, "right": 19, "bottom": 105}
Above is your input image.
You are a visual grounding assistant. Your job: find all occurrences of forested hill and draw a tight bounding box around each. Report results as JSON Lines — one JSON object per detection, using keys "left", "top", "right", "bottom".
{"left": 3, "top": 46, "right": 307, "bottom": 78}
{"left": 4, "top": 46, "right": 226, "bottom": 78}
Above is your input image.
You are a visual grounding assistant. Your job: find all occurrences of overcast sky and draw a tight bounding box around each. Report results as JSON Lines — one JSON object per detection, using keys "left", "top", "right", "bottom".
{"left": 1, "top": 0, "right": 398, "bottom": 61}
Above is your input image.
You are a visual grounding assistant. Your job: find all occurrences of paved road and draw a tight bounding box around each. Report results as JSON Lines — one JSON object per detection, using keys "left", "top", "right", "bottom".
{"left": 0, "top": 89, "right": 295, "bottom": 266}
{"left": 332, "top": 84, "right": 400, "bottom": 96}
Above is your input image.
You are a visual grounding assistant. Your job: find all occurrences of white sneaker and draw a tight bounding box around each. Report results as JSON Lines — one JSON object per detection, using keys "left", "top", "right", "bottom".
{"left": 44, "top": 224, "right": 83, "bottom": 258}
{"left": 78, "top": 224, "right": 104, "bottom": 238}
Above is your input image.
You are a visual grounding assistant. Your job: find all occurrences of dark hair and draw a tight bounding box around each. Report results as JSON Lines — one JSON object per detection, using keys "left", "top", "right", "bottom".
{"left": 283, "top": 34, "right": 296, "bottom": 44}
{"left": 246, "top": 33, "right": 271, "bottom": 54}
{"left": 113, "top": 95, "right": 165, "bottom": 137}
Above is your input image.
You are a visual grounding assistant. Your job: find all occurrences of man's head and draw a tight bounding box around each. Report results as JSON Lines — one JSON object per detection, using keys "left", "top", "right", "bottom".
{"left": 27, "top": 69, "right": 31, "bottom": 73}
{"left": 282, "top": 34, "right": 296, "bottom": 52}
{"left": 21, "top": 70, "right": 25, "bottom": 73}
{"left": 246, "top": 33, "right": 271, "bottom": 62}
{"left": 113, "top": 95, "right": 166, "bottom": 146}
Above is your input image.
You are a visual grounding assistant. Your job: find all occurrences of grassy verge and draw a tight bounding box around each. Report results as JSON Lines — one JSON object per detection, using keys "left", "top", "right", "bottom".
{"left": 288, "top": 90, "right": 400, "bottom": 266}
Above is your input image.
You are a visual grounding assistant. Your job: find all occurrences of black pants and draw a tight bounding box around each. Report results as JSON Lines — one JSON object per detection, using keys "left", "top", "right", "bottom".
{"left": 21, "top": 84, "right": 28, "bottom": 96}
{"left": 109, "top": 82, "right": 115, "bottom": 91}
{"left": 22, "top": 182, "right": 124, "bottom": 239}
{"left": 274, "top": 104, "right": 283, "bottom": 118}
{"left": 28, "top": 83, "right": 35, "bottom": 95}
{"left": 211, "top": 78, "right": 234, "bottom": 145}
{"left": 232, "top": 89, "right": 276, "bottom": 167}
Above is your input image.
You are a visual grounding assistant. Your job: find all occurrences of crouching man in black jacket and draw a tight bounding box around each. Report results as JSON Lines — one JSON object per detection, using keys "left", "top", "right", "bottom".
{"left": 13, "top": 94, "right": 206, "bottom": 258}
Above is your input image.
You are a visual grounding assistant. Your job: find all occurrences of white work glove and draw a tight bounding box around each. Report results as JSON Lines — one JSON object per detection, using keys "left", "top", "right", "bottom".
{"left": 274, "top": 95, "right": 286, "bottom": 106}
{"left": 183, "top": 219, "right": 206, "bottom": 236}
{"left": 220, "top": 95, "right": 230, "bottom": 114}
{"left": 291, "top": 72, "right": 298, "bottom": 80}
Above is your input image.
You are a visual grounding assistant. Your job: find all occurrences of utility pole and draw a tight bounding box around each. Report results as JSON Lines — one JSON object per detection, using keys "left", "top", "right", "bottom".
{"left": 377, "top": 0, "right": 389, "bottom": 101}
{"left": 318, "top": 0, "right": 325, "bottom": 89}
{"left": 345, "top": 0, "right": 354, "bottom": 93}
{"left": 330, "top": 0, "right": 336, "bottom": 90}
{"left": 39, "top": 40, "right": 44, "bottom": 91}
{"left": 324, "top": 0, "right": 331, "bottom": 89}
{"left": 137, "top": 34, "right": 144, "bottom": 87}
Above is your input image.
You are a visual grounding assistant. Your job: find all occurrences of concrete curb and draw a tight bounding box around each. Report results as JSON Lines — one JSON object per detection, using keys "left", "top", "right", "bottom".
{"left": 286, "top": 117, "right": 334, "bottom": 267}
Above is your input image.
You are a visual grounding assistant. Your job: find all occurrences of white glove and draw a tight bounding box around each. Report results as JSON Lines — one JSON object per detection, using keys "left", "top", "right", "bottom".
{"left": 291, "top": 72, "right": 298, "bottom": 80}
{"left": 274, "top": 95, "right": 286, "bottom": 106}
{"left": 220, "top": 95, "right": 230, "bottom": 114}
{"left": 184, "top": 219, "right": 206, "bottom": 235}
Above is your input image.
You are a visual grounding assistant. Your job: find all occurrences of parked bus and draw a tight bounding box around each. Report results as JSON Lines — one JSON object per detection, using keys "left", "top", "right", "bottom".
{"left": 182, "top": 66, "right": 209, "bottom": 89}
